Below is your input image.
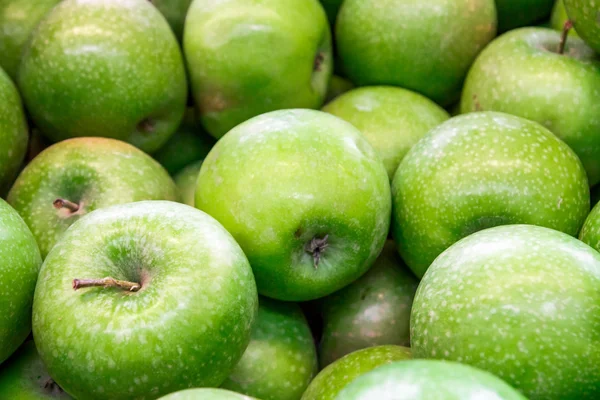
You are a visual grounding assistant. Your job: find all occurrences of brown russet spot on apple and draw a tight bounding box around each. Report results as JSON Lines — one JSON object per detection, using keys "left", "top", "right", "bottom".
{"left": 314, "top": 51, "right": 325, "bottom": 72}
{"left": 137, "top": 118, "right": 156, "bottom": 133}
{"left": 305, "top": 234, "right": 329, "bottom": 269}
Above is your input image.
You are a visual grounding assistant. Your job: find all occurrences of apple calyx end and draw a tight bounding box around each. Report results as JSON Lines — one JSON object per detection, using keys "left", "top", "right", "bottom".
{"left": 305, "top": 234, "right": 329, "bottom": 269}
{"left": 72, "top": 277, "right": 141, "bottom": 292}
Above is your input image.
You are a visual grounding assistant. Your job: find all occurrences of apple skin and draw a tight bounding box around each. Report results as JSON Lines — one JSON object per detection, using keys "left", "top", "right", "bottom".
{"left": 17, "top": 0, "right": 187, "bottom": 153}
{"left": 335, "top": 0, "right": 496, "bottom": 106}
{"left": 175, "top": 161, "right": 202, "bottom": 207}
{"left": 152, "top": 109, "right": 216, "bottom": 175}
{"left": 184, "top": 0, "right": 333, "bottom": 139}
{"left": 411, "top": 224, "right": 600, "bottom": 399}
{"left": 0, "top": 67, "right": 28, "bottom": 195}
{"left": 335, "top": 360, "right": 526, "bottom": 400}
{"left": 221, "top": 297, "right": 317, "bottom": 400}
{"left": 318, "top": 241, "right": 418, "bottom": 367}
{"left": 8, "top": 137, "right": 178, "bottom": 259}
{"left": 32, "top": 201, "right": 258, "bottom": 400}
{"left": 159, "top": 389, "right": 257, "bottom": 400}
{"left": 551, "top": 0, "right": 579, "bottom": 36}
{"left": 196, "top": 109, "right": 391, "bottom": 301}
{"left": 324, "top": 75, "right": 354, "bottom": 104}
{"left": 0, "top": 341, "right": 71, "bottom": 399}
{"left": 564, "top": 0, "right": 600, "bottom": 52}
{"left": 0, "top": 199, "right": 42, "bottom": 364}
{"left": 151, "top": 0, "right": 192, "bottom": 42}
{"left": 392, "top": 112, "right": 590, "bottom": 278}
{"left": 323, "top": 87, "right": 449, "bottom": 180}
{"left": 0, "top": 0, "right": 61, "bottom": 81}
{"left": 460, "top": 28, "right": 600, "bottom": 186}
{"left": 301, "top": 345, "right": 411, "bottom": 400}
{"left": 580, "top": 201, "right": 600, "bottom": 251}
{"left": 496, "top": 0, "right": 555, "bottom": 32}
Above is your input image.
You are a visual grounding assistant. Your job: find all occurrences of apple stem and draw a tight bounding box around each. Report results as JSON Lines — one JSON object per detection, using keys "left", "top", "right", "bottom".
{"left": 53, "top": 198, "right": 80, "bottom": 213}
{"left": 558, "top": 20, "right": 573, "bottom": 55}
{"left": 472, "top": 94, "right": 482, "bottom": 112}
{"left": 72, "top": 277, "right": 141, "bottom": 292}
{"left": 305, "top": 235, "right": 329, "bottom": 269}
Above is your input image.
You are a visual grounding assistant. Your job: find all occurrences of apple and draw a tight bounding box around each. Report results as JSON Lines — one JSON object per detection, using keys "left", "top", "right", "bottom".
{"left": 579, "top": 202, "right": 600, "bottom": 251}
{"left": 0, "top": 341, "right": 70, "bottom": 398}
{"left": 151, "top": 0, "right": 192, "bottom": 42}
{"left": 564, "top": 0, "right": 600, "bottom": 52}
{"left": 551, "top": 0, "right": 579, "bottom": 36}
{"left": 324, "top": 75, "right": 354, "bottom": 104}
{"left": 7, "top": 137, "right": 178, "bottom": 258}
{"left": 460, "top": 28, "right": 600, "bottom": 186}
{"left": 17, "top": 0, "right": 187, "bottom": 153}
{"left": 323, "top": 86, "right": 449, "bottom": 180}
{"left": 411, "top": 224, "right": 600, "bottom": 399}
{"left": 335, "top": 0, "right": 496, "bottom": 106}
{"left": 152, "top": 109, "right": 216, "bottom": 175}
{"left": 392, "top": 112, "right": 590, "bottom": 278}
{"left": 496, "top": 0, "right": 555, "bottom": 32}
{"left": 159, "top": 389, "right": 257, "bottom": 400}
{"left": 335, "top": 360, "right": 526, "bottom": 400}
{"left": 196, "top": 109, "right": 391, "bottom": 301}
{"left": 0, "top": 66, "right": 27, "bottom": 195}
{"left": 184, "top": 0, "right": 333, "bottom": 139}
{"left": 318, "top": 240, "right": 419, "bottom": 367}
{"left": 0, "top": 199, "right": 41, "bottom": 364}
{"left": 32, "top": 200, "right": 258, "bottom": 399}
{"left": 301, "top": 345, "right": 411, "bottom": 400}
{"left": 0, "top": 0, "right": 60, "bottom": 81}
{"left": 221, "top": 297, "right": 317, "bottom": 400}
{"left": 175, "top": 161, "right": 202, "bottom": 207}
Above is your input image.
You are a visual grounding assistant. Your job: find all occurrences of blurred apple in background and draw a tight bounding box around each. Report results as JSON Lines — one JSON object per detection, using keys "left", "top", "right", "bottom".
{"left": 496, "top": 0, "right": 555, "bottom": 32}
{"left": 184, "top": 0, "right": 333, "bottom": 138}
{"left": 151, "top": 0, "right": 192, "bottom": 42}
{"left": 393, "top": 112, "right": 590, "bottom": 278}
{"left": 336, "top": 0, "right": 496, "bottom": 106}
{"left": 579, "top": 202, "right": 600, "bottom": 251}
{"left": 551, "top": 0, "right": 579, "bottom": 36}
{"left": 324, "top": 75, "right": 354, "bottom": 103}
{"left": 18, "top": 0, "right": 187, "bottom": 153}
{"left": 323, "top": 86, "right": 449, "bottom": 180}
{"left": 411, "top": 224, "right": 600, "bottom": 399}
{"left": 174, "top": 161, "right": 202, "bottom": 207}
{"left": 564, "top": 0, "right": 600, "bottom": 52}
{"left": 461, "top": 28, "right": 600, "bottom": 186}
{"left": 318, "top": 241, "right": 418, "bottom": 367}
{"left": 7, "top": 138, "right": 178, "bottom": 258}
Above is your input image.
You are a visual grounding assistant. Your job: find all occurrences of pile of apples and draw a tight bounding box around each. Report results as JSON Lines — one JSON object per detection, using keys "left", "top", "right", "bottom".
{"left": 1, "top": 0, "right": 600, "bottom": 399}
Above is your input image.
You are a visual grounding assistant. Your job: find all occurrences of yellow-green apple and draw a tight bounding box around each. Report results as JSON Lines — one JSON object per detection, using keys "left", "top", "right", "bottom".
{"left": 564, "top": 0, "right": 600, "bottom": 52}
{"left": 175, "top": 161, "right": 202, "bottom": 207}
{"left": 325, "top": 75, "right": 354, "bottom": 104}
{"left": 159, "top": 389, "right": 257, "bottom": 400}
{"left": 580, "top": 201, "right": 600, "bottom": 251}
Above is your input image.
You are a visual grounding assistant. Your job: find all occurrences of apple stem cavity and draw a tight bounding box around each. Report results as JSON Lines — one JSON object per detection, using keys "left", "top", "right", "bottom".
{"left": 53, "top": 198, "right": 80, "bottom": 213}
{"left": 305, "top": 234, "right": 329, "bottom": 269}
{"left": 313, "top": 51, "right": 325, "bottom": 72}
{"left": 138, "top": 118, "right": 155, "bottom": 133}
{"left": 72, "top": 277, "right": 141, "bottom": 292}
{"left": 558, "top": 20, "right": 573, "bottom": 55}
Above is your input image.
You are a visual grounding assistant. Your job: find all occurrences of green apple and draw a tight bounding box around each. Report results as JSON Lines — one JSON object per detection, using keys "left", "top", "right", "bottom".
{"left": 0, "top": 66, "right": 27, "bottom": 194}
{"left": 0, "top": 341, "right": 71, "bottom": 399}
{"left": 184, "top": 0, "right": 333, "bottom": 139}
{"left": 461, "top": 28, "right": 600, "bottom": 185}
{"left": 18, "top": 0, "right": 187, "bottom": 153}
{"left": 301, "top": 345, "right": 411, "bottom": 400}
{"left": 324, "top": 75, "right": 354, "bottom": 104}
{"left": 392, "top": 112, "right": 590, "bottom": 278}
{"left": 8, "top": 137, "right": 178, "bottom": 258}
{"left": 0, "top": 0, "right": 60, "bottom": 81}
{"left": 336, "top": 0, "right": 497, "bottom": 106}
{"left": 564, "top": 0, "right": 600, "bottom": 52}
{"left": 319, "top": 241, "right": 418, "bottom": 367}
{"left": 320, "top": 0, "right": 343, "bottom": 27}
{"left": 496, "top": 0, "right": 555, "bottom": 32}
{"left": 580, "top": 201, "right": 600, "bottom": 251}
{"left": 159, "top": 389, "right": 257, "bottom": 400}
{"left": 151, "top": 0, "right": 192, "bottom": 42}
{"left": 411, "top": 224, "right": 600, "bottom": 399}
{"left": 221, "top": 297, "right": 317, "bottom": 400}
{"left": 323, "top": 87, "right": 449, "bottom": 180}
{"left": 551, "top": 0, "right": 579, "bottom": 36}
{"left": 32, "top": 201, "right": 258, "bottom": 399}
{"left": 152, "top": 109, "right": 216, "bottom": 175}
{"left": 175, "top": 161, "right": 202, "bottom": 207}
{"left": 335, "top": 360, "right": 526, "bottom": 400}
{"left": 0, "top": 199, "right": 41, "bottom": 364}
{"left": 196, "top": 109, "right": 391, "bottom": 301}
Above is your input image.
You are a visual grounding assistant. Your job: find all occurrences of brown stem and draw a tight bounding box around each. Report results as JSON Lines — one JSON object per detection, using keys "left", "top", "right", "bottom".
{"left": 73, "top": 277, "right": 141, "bottom": 292}
{"left": 53, "top": 198, "right": 80, "bottom": 212}
{"left": 305, "top": 235, "right": 329, "bottom": 269}
{"left": 314, "top": 52, "right": 325, "bottom": 72}
{"left": 558, "top": 20, "right": 573, "bottom": 55}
